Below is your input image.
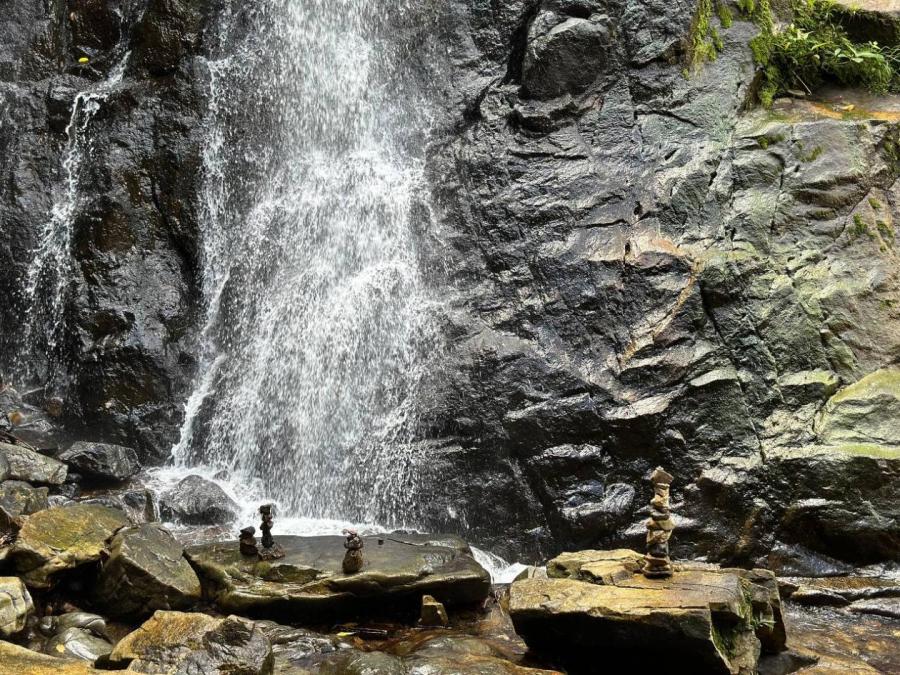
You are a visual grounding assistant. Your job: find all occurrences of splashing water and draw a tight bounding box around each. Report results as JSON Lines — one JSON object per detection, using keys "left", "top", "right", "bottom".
{"left": 171, "top": 1, "right": 441, "bottom": 527}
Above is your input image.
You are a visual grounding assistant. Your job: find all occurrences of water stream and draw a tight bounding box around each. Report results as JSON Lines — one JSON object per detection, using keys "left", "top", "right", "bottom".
{"left": 169, "top": 1, "right": 441, "bottom": 528}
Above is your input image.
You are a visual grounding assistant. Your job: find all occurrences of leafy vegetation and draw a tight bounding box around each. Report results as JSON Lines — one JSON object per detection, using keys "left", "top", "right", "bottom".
{"left": 747, "top": 0, "right": 900, "bottom": 106}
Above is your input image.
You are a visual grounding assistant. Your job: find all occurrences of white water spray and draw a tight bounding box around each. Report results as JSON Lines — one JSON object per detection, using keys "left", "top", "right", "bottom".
{"left": 172, "top": 1, "right": 441, "bottom": 527}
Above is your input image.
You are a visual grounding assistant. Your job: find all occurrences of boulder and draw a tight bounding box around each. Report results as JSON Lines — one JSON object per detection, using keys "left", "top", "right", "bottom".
{"left": 0, "top": 641, "right": 102, "bottom": 674}
{"left": 57, "top": 441, "right": 140, "bottom": 484}
{"left": 0, "top": 442, "right": 67, "bottom": 485}
{"left": 95, "top": 522, "right": 201, "bottom": 618}
{"left": 0, "top": 576, "right": 34, "bottom": 636}
{"left": 39, "top": 611, "right": 110, "bottom": 640}
{"left": 522, "top": 13, "right": 612, "bottom": 99}
{"left": 510, "top": 550, "right": 786, "bottom": 674}
{"left": 185, "top": 533, "right": 491, "bottom": 620}
{"left": 159, "top": 474, "right": 239, "bottom": 525}
{"left": 10, "top": 504, "right": 129, "bottom": 587}
{"left": 43, "top": 627, "right": 113, "bottom": 661}
{"left": 0, "top": 479, "right": 50, "bottom": 527}
{"left": 107, "top": 610, "right": 274, "bottom": 674}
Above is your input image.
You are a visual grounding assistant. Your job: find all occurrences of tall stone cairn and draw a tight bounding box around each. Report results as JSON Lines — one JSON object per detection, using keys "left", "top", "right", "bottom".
{"left": 643, "top": 466, "right": 674, "bottom": 578}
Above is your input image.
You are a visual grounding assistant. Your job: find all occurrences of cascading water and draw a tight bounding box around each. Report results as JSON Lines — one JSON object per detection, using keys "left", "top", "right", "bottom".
{"left": 171, "top": 1, "right": 441, "bottom": 528}
{"left": 17, "top": 59, "right": 129, "bottom": 388}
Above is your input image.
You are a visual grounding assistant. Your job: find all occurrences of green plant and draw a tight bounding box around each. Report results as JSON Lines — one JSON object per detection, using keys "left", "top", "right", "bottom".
{"left": 747, "top": 0, "right": 900, "bottom": 106}
{"left": 869, "top": 197, "right": 883, "bottom": 209}
{"left": 689, "top": 0, "right": 734, "bottom": 66}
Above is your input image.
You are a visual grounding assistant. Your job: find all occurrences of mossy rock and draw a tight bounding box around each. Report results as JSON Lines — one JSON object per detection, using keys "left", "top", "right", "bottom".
{"left": 107, "top": 610, "right": 273, "bottom": 674}
{"left": 10, "top": 504, "right": 129, "bottom": 588}
{"left": 94, "top": 523, "right": 202, "bottom": 619}
{"left": 510, "top": 551, "right": 786, "bottom": 674}
{"left": 816, "top": 369, "right": 900, "bottom": 446}
{"left": 0, "top": 641, "right": 102, "bottom": 673}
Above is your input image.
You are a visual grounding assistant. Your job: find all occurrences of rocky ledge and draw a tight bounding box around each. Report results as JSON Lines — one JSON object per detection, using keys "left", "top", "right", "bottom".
{"left": 510, "top": 549, "right": 786, "bottom": 674}
{"left": 185, "top": 533, "right": 491, "bottom": 620}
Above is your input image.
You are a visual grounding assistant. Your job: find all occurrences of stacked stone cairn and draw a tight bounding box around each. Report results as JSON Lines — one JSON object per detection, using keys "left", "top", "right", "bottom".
{"left": 643, "top": 466, "right": 674, "bottom": 578}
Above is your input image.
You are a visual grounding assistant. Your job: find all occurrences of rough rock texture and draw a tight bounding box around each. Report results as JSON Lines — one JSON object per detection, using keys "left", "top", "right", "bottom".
{"left": 411, "top": 0, "right": 900, "bottom": 563}
{"left": 0, "top": 442, "right": 67, "bottom": 485}
{"left": 43, "top": 626, "right": 113, "bottom": 661}
{"left": 1, "top": 0, "right": 899, "bottom": 567}
{"left": 0, "top": 576, "right": 34, "bottom": 636}
{"left": 0, "top": 0, "right": 210, "bottom": 461}
{"left": 510, "top": 550, "right": 786, "bottom": 674}
{"left": 57, "top": 440, "right": 140, "bottom": 483}
{"left": 107, "top": 610, "right": 274, "bottom": 674}
{"left": 0, "top": 479, "right": 50, "bottom": 525}
{"left": 159, "top": 474, "right": 239, "bottom": 525}
{"left": 185, "top": 534, "right": 491, "bottom": 620}
{"left": 94, "top": 522, "right": 201, "bottom": 618}
{"left": 0, "top": 641, "right": 102, "bottom": 674}
{"left": 9, "top": 503, "right": 129, "bottom": 587}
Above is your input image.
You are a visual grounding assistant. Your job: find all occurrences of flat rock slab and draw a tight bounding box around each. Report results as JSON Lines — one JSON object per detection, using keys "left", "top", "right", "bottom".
{"left": 10, "top": 504, "right": 129, "bottom": 588}
{"left": 186, "top": 534, "right": 490, "bottom": 620}
{"left": 510, "top": 550, "right": 785, "bottom": 675}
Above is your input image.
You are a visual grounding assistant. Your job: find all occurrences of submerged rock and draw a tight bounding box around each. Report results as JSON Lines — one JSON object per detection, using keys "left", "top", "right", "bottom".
{"left": 159, "top": 474, "right": 239, "bottom": 525}
{"left": 57, "top": 441, "right": 140, "bottom": 484}
{"left": 510, "top": 550, "right": 785, "bottom": 674}
{"left": 186, "top": 533, "right": 491, "bottom": 620}
{"left": 107, "top": 610, "right": 274, "bottom": 674}
{"left": 0, "top": 442, "right": 67, "bottom": 485}
{"left": 10, "top": 503, "right": 129, "bottom": 587}
{"left": 95, "top": 522, "right": 201, "bottom": 618}
{"left": 0, "top": 576, "right": 34, "bottom": 636}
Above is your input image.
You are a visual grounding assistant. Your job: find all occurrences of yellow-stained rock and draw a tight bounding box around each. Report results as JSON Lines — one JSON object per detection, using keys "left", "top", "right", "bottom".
{"left": 108, "top": 610, "right": 273, "bottom": 673}
{"left": 512, "top": 550, "right": 786, "bottom": 675}
{"left": 0, "top": 640, "right": 103, "bottom": 674}
{"left": 10, "top": 504, "right": 129, "bottom": 588}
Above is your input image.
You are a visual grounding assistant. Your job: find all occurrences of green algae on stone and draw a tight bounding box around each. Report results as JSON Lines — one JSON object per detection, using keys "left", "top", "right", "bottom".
{"left": 10, "top": 504, "right": 129, "bottom": 588}
{"left": 816, "top": 368, "right": 900, "bottom": 446}
{"left": 94, "top": 523, "right": 202, "bottom": 619}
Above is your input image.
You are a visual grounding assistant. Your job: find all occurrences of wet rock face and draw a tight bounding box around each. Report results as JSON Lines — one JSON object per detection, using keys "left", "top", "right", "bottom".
{"left": 0, "top": 0, "right": 209, "bottom": 462}
{"left": 107, "top": 610, "right": 274, "bottom": 674}
{"left": 185, "top": 534, "right": 491, "bottom": 621}
{"left": 57, "top": 441, "right": 140, "bottom": 484}
{"left": 95, "top": 522, "right": 202, "bottom": 619}
{"left": 416, "top": 1, "right": 900, "bottom": 563}
{"left": 159, "top": 474, "right": 239, "bottom": 526}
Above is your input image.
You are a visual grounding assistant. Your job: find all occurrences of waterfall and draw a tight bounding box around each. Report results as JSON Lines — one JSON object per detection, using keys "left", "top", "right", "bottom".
{"left": 172, "top": 1, "right": 441, "bottom": 527}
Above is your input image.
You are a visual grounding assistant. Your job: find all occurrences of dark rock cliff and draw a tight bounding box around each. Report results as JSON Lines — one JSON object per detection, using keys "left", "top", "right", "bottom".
{"left": 1, "top": 0, "right": 897, "bottom": 567}
{"left": 414, "top": 0, "right": 900, "bottom": 565}
{"left": 1, "top": 0, "right": 210, "bottom": 457}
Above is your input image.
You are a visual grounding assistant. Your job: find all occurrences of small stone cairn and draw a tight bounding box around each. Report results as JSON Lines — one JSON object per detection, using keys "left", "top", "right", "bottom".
{"left": 257, "top": 504, "right": 284, "bottom": 560}
{"left": 643, "top": 466, "right": 674, "bottom": 578}
{"left": 342, "top": 529, "right": 364, "bottom": 574}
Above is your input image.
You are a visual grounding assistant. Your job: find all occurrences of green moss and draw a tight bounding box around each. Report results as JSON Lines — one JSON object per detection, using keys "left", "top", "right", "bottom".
{"left": 869, "top": 197, "right": 882, "bottom": 210}
{"left": 688, "top": 0, "right": 733, "bottom": 68}
{"left": 747, "top": 0, "right": 900, "bottom": 106}
{"left": 718, "top": 2, "right": 734, "bottom": 27}
{"left": 801, "top": 145, "right": 823, "bottom": 162}
{"left": 852, "top": 213, "right": 873, "bottom": 238}
{"left": 757, "top": 132, "right": 786, "bottom": 148}
{"left": 876, "top": 219, "right": 895, "bottom": 244}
